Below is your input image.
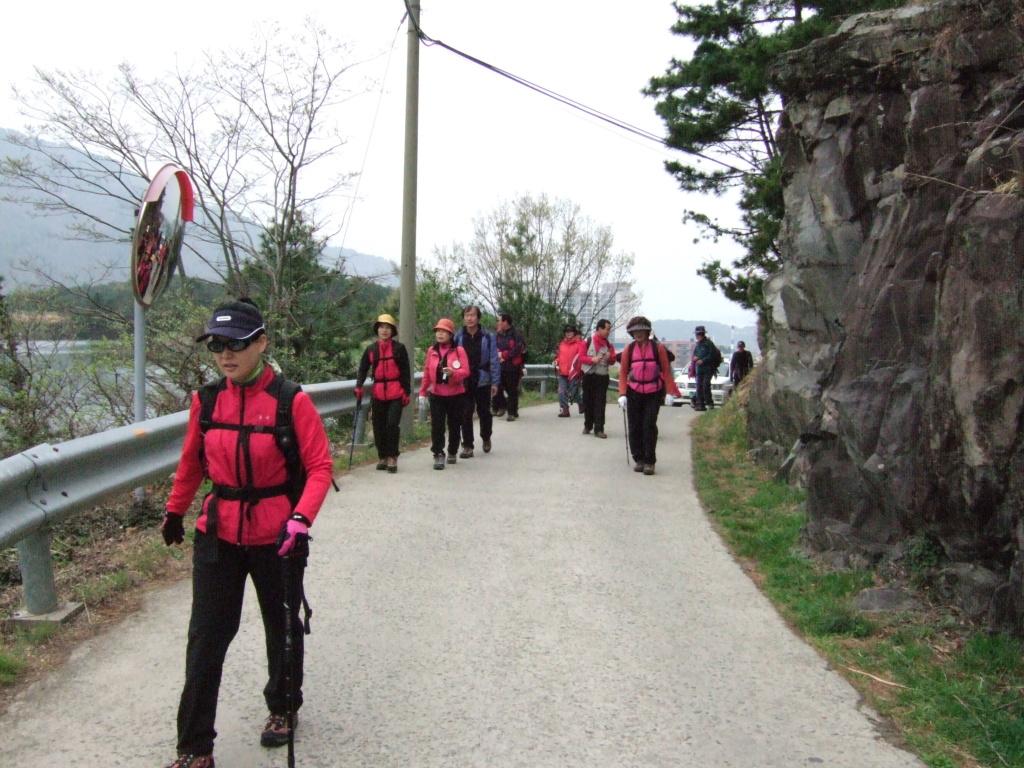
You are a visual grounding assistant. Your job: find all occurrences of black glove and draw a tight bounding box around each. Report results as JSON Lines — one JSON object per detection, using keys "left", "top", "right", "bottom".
{"left": 162, "top": 512, "right": 185, "bottom": 546}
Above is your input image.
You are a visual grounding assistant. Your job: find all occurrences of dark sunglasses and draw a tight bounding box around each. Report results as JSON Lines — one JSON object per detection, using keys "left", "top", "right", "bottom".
{"left": 206, "top": 337, "right": 255, "bottom": 353}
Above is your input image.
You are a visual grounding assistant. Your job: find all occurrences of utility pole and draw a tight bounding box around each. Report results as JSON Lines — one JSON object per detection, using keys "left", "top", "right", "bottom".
{"left": 399, "top": 0, "right": 421, "bottom": 438}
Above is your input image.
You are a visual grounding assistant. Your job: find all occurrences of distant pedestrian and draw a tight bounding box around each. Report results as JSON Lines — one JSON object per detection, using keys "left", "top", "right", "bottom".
{"left": 580, "top": 318, "right": 616, "bottom": 438}
{"left": 554, "top": 323, "right": 587, "bottom": 417}
{"left": 161, "top": 298, "right": 335, "bottom": 768}
{"left": 691, "top": 325, "right": 722, "bottom": 411}
{"left": 419, "top": 318, "right": 471, "bottom": 470}
{"left": 618, "top": 315, "right": 681, "bottom": 475}
{"left": 730, "top": 340, "right": 754, "bottom": 385}
{"left": 493, "top": 312, "right": 526, "bottom": 421}
{"left": 355, "top": 313, "right": 412, "bottom": 473}
{"left": 454, "top": 305, "right": 500, "bottom": 457}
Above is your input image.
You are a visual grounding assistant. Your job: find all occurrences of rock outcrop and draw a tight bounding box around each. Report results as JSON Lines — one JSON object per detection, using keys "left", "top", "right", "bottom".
{"left": 748, "top": 0, "right": 1024, "bottom": 633}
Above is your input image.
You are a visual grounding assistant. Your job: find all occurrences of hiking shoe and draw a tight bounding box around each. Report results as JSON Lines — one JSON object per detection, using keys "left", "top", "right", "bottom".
{"left": 493, "top": 408, "right": 506, "bottom": 417}
{"left": 459, "top": 447, "right": 474, "bottom": 459}
{"left": 387, "top": 458, "right": 398, "bottom": 474}
{"left": 643, "top": 464, "right": 656, "bottom": 476}
{"left": 583, "top": 426, "right": 592, "bottom": 435}
{"left": 376, "top": 461, "right": 387, "bottom": 471}
{"left": 506, "top": 414, "right": 517, "bottom": 421}
{"left": 594, "top": 431, "right": 607, "bottom": 439}
{"left": 633, "top": 462, "right": 645, "bottom": 473}
{"left": 447, "top": 454, "right": 457, "bottom": 464}
{"left": 483, "top": 439, "right": 491, "bottom": 453}
{"left": 558, "top": 408, "right": 570, "bottom": 418}
{"left": 433, "top": 453, "right": 445, "bottom": 470}
{"left": 261, "top": 713, "right": 296, "bottom": 748}
{"left": 166, "top": 754, "right": 215, "bottom": 768}
{"left": 578, "top": 403, "right": 584, "bottom": 414}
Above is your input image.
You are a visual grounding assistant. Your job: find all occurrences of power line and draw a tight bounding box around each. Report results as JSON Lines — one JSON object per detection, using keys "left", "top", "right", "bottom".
{"left": 400, "top": 0, "right": 743, "bottom": 175}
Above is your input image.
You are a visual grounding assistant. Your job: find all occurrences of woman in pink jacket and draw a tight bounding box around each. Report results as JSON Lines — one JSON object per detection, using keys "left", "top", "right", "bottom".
{"left": 418, "top": 318, "right": 471, "bottom": 469}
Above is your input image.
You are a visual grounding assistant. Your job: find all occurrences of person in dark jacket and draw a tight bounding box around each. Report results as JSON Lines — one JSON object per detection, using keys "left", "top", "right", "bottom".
{"left": 161, "top": 298, "right": 335, "bottom": 768}
{"left": 355, "top": 313, "right": 412, "bottom": 473}
{"left": 453, "top": 305, "right": 500, "bottom": 457}
{"left": 730, "top": 340, "right": 754, "bottom": 385}
{"left": 493, "top": 312, "right": 526, "bottom": 421}
{"left": 691, "top": 325, "right": 721, "bottom": 411}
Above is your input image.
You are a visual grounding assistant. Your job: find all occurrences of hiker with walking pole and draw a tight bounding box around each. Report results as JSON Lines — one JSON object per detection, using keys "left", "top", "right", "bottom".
{"left": 618, "top": 315, "right": 681, "bottom": 476}
{"left": 354, "top": 313, "right": 412, "bottom": 472}
{"left": 159, "top": 298, "right": 334, "bottom": 768}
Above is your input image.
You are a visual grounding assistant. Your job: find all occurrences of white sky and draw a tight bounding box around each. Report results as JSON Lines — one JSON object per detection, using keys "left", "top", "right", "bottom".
{"left": 1, "top": 0, "right": 756, "bottom": 326}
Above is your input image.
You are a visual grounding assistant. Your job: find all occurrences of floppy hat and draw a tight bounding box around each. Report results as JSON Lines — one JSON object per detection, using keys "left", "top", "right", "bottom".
{"left": 196, "top": 300, "right": 266, "bottom": 342}
{"left": 433, "top": 318, "right": 456, "bottom": 334}
{"left": 374, "top": 313, "right": 398, "bottom": 333}
{"left": 694, "top": 325, "right": 706, "bottom": 334}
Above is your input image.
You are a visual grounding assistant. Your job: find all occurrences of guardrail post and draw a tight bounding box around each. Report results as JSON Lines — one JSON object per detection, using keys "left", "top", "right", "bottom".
{"left": 540, "top": 379, "right": 548, "bottom": 397}
{"left": 417, "top": 398, "right": 428, "bottom": 423}
{"left": 15, "top": 530, "right": 59, "bottom": 615}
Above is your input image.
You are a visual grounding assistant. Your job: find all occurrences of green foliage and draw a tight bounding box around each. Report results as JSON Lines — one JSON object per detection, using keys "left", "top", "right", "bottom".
{"left": 646, "top": 0, "right": 900, "bottom": 313}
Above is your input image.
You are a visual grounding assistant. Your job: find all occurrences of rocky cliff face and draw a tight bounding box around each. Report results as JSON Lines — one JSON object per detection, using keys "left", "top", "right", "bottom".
{"left": 748, "top": 0, "right": 1024, "bottom": 633}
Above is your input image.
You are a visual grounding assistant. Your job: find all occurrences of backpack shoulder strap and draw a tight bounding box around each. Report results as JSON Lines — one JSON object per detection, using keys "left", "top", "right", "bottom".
{"left": 198, "top": 379, "right": 228, "bottom": 434}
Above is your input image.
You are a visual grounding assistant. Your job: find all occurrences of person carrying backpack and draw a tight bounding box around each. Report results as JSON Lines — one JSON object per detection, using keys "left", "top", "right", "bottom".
{"left": 160, "top": 298, "right": 335, "bottom": 768}
{"left": 355, "top": 313, "right": 412, "bottom": 473}
{"left": 419, "top": 318, "right": 471, "bottom": 469}
{"left": 617, "top": 315, "right": 681, "bottom": 475}
{"left": 554, "top": 323, "right": 587, "bottom": 417}
{"left": 580, "top": 318, "right": 616, "bottom": 438}
{"left": 691, "top": 325, "right": 722, "bottom": 411}
{"left": 493, "top": 312, "right": 526, "bottom": 421}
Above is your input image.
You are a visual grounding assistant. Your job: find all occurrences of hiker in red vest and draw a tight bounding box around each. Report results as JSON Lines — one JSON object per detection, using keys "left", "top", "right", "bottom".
{"left": 617, "top": 315, "right": 681, "bottom": 476}
{"left": 160, "top": 298, "right": 334, "bottom": 768}
{"left": 355, "top": 313, "right": 412, "bottom": 473}
{"left": 418, "top": 318, "right": 471, "bottom": 470}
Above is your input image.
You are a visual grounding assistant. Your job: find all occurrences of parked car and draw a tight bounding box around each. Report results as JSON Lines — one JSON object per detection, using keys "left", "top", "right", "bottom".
{"left": 672, "top": 362, "right": 734, "bottom": 407}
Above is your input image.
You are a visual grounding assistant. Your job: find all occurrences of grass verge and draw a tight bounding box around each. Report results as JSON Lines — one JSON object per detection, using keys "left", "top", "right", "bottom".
{"left": 691, "top": 397, "right": 1024, "bottom": 768}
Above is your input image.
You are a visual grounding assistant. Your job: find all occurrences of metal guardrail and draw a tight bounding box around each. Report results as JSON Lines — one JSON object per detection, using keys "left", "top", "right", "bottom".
{"left": 1, "top": 365, "right": 557, "bottom": 618}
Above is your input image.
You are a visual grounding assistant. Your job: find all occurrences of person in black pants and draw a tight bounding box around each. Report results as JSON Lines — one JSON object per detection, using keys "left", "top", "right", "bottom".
{"left": 580, "top": 318, "right": 617, "bottom": 438}
{"left": 617, "top": 316, "right": 681, "bottom": 476}
{"left": 454, "top": 305, "right": 500, "bottom": 457}
{"left": 493, "top": 312, "right": 526, "bottom": 421}
{"left": 354, "top": 313, "right": 412, "bottom": 473}
{"left": 160, "top": 298, "right": 335, "bottom": 768}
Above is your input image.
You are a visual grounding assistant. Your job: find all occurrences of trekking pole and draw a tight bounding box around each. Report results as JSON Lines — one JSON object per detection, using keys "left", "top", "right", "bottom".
{"left": 347, "top": 395, "right": 362, "bottom": 469}
{"left": 622, "top": 406, "right": 630, "bottom": 466}
{"left": 282, "top": 554, "right": 297, "bottom": 768}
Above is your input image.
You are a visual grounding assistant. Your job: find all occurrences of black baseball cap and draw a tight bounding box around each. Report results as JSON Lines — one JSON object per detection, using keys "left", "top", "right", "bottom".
{"left": 196, "top": 300, "right": 266, "bottom": 342}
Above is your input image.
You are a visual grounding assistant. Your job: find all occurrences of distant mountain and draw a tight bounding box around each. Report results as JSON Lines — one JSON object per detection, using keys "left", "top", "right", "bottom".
{"left": 0, "top": 128, "right": 397, "bottom": 287}
{"left": 652, "top": 319, "right": 759, "bottom": 353}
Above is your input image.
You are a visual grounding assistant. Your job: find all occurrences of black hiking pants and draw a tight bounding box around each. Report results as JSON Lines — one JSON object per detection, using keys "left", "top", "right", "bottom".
{"left": 371, "top": 396, "right": 404, "bottom": 459}
{"left": 493, "top": 366, "right": 521, "bottom": 417}
{"left": 626, "top": 389, "right": 662, "bottom": 466}
{"left": 177, "top": 532, "right": 305, "bottom": 756}
{"left": 430, "top": 393, "right": 464, "bottom": 456}
{"left": 582, "top": 372, "right": 610, "bottom": 432}
{"left": 460, "top": 385, "right": 493, "bottom": 448}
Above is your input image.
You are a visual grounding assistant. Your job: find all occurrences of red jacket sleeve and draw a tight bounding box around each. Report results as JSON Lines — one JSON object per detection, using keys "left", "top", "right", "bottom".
{"left": 165, "top": 393, "right": 206, "bottom": 516}
{"left": 290, "top": 392, "right": 335, "bottom": 525}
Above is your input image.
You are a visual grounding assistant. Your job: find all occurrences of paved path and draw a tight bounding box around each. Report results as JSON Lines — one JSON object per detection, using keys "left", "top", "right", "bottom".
{"left": 0, "top": 403, "right": 924, "bottom": 768}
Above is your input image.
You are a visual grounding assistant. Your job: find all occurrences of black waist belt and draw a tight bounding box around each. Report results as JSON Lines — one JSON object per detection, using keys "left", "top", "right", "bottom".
{"left": 212, "top": 482, "right": 291, "bottom": 503}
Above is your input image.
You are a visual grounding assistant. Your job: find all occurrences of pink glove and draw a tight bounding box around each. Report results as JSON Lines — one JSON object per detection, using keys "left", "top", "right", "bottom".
{"left": 277, "top": 518, "right": 309, "bottom": 557}
{"left": 354, "top": 387, "right": 364, "bottom": 401}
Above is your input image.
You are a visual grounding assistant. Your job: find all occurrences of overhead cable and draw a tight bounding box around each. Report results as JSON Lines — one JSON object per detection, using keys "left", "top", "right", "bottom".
{"left": 399, "top": 0, "right": 743, "bottom": 175}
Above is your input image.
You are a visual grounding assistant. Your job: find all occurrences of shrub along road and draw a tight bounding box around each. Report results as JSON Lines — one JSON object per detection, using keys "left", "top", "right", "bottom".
{"left": 0, "top": 403, "right": 924, "bottom": 767}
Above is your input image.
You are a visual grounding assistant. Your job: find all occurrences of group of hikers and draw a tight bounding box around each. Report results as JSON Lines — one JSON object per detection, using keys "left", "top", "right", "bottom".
{"left": 158, "top": 296, "right": 743, "bottom": 768}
